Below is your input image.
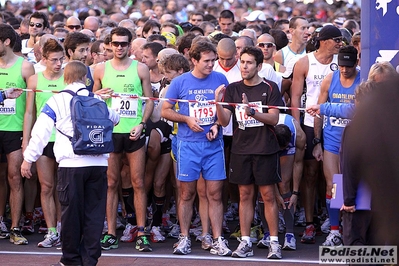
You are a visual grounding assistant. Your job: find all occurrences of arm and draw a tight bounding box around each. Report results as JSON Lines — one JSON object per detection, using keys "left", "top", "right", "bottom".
{"left": 214, "top": 84, "right": 232, "bottom": 127}
{"left": 93, "top": 63, "right": 113, "bottom": 99}
{"left": 289, "top": 119, "right": 306, "bottom": 211}
{"left": 274, "top": 50, "right": 283, "bottom": 65}
{"left": 161, "top": 101, "right": 204, "bottom": 132}
{"left": 22, "top": 75, "right": 38, "bottom": 152}
{"left": 320, "top": 102, "right": 355, "bottom": 119}
{"left": 290, "top": 56, "right": 308, "bottom": 122}
{"left": 313, "top": 72, "right": 332, "bottom": 161}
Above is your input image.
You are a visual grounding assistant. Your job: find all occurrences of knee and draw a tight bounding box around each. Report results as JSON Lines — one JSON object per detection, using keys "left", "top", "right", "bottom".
{"left": 107, "top": 176, "right": 119, "bottom": 191}
{"left": 180, "top": 190, "right": 195, "bottom": 202}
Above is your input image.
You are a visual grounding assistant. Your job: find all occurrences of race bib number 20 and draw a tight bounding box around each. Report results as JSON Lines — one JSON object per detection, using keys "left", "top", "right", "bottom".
{"left": 112, "top": 94, "right": 138, "bottom": 118}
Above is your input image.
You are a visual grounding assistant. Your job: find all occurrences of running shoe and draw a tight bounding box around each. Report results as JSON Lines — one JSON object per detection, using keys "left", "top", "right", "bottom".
{"left": 267, "top": 241, "right": 282, "bottom": 259}
{"left": 150, "top": 226, "right": 165, "bottom": 243}
{"left": 257, "top": 231, "right": 270, "bottom": 248}
{"left": 168, "top": 224, "right": 180, "bottom": 238}
{"left": 10, "top": 228, "right": 28, "bottom": 245}
{"left": 283, "top": 233, "right": 296, "bottom": 250}
{"left": 250, "top": 225, "right": 262, "bottom": 243}
{"left": 294, "top": 207, "right": 306, "bottom": 226}
{"left": 322, "top": 231, "right": 343, "bottom": 247}
{"left": 190, "top": 213, "right": 201, "bottom": 228}
{"left": 136, "top": 235, "right": 152, "bottom": 252}
{"left": 229, "top": 225, "right": 241, "bottom": 239}
{"left": 161, "top": 213, "right": 173, "bottom": 233}
{"left": 173, "top": 234, "right": 191, "bottom": 255}
{"left": 167, "top": 203, "right": 176, "bottom": 217}
{"left": 101, "top": 234, "right": 118, "bottom": 250}
{"left": 38, "top": 220, "right": 48, "bottom": 234}
{"left": 200, "top": 233, "right": 213, "bottom": 250}
{"left": 222, "top": 219, "right": 231, "bottom": 234}
{"left": 120, "top": 223, "right": 138, "bottom": 243}
{"left": 210, "top": 237, "right": 232, "bottom": 256}
{"left": 300, "top": 224, "right": 316, "bottom": 244}
{"left": 224, "top": 205, "right": 238, "bottom": 221}
{"left": 116, "top": 215, "right": 125, "bottom": 230}
{"left": 21, "top": 216, "right": 34, "bottom": 235}
{"left": 232, "top": 238, "right": 253, "bottom": 258}
{"left": 38, "top": 231, "right": 60, "bottom": 248}
{"left": 0, "top": 220, "right": 9, "bottom": 239}
{"left": 321, "top": 218, "right": 330, "bottom": 234}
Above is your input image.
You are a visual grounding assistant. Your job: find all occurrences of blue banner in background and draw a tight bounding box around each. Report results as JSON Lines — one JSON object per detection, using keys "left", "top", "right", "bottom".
{"left": 361, "top": 0, "right": 399, "bottom": 81}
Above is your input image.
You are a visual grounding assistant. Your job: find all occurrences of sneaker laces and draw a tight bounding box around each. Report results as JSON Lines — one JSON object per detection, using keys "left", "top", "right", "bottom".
{"left": 123, "top": 224, "right": 134, "bottom": 236}
{"left": 285, "top": 233, "right": 294, "bottom": 242}
{"left": 270, "top": 241, "right": 281, "bottom": 253}
{"left": 176, "top": 234, "right": 189, "bottom": 248}
{"left": 152, "top": 226, "right": 163, "bottom": 238}
{"left": 236, "top": 237, "right": 248, "bottom": 251}
{"left": 0, "top": 221, "right": 7, "bottom": 232}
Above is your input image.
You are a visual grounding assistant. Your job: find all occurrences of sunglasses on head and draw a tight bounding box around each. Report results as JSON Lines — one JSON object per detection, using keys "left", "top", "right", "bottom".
{"left": 111, "top": 41, "right": 129, "bottom": 48}
{"left": 29, "top": 22, "right": 43, "bottom": 28}
{"left": 257, "top": 42, "right": 275, "bottom": 48}
{"left": 67, "top": 25, "right": 81, "bottom": 30}
{"left": 332, "top": 37, "right": 343, "bottom": 43}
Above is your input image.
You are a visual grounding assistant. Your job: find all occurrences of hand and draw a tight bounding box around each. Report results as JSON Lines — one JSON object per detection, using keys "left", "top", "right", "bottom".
{"left": 288, "top": 194, "right": 298, "bottom": 213}
{"left": 306, "top": 104, "right": 321, "bottom": 117}
{"left": 242, "top": 93, "right": 252, "bottom": 115}
{"left": 4, "top": 88, "right": 23, "bottom": 99}
{"left": 206, "top": 124, "right": 219, "bottom": 141}
{"left": 214, "top": 84, "right": 226, "bottom": 102}
{"left": 340, "top": 204, "right": 356, "bottom": 213}
{"left": 276, "top": 194, "right": 286, "bottom": 210}
{"left": 20, "top": 160, "right": 32, "bottom": 179}
{"left": 129, "top": 124, "right": 144, "bottom": 141}
{"left": 312, "top": 144, "right": 323, "bottom": 161}
{"left": 94, "top": 88, "right": 114, "bottom": 100}
{"left": 186, "top": 117, "right": 204, "bottom": 133}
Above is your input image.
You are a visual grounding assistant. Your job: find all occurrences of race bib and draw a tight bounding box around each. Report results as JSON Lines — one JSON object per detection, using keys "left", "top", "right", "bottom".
{"left": 189, "top": 102, "right": 216, "bottom": 126}
{"left": 235, "top": 101, "right": 264, "bottom": 130}
{"left": 112, "top": 94, "right": 138, "bottom": 118}
{"left": 329, "top": 116, "right": 351, "bottom": 128}
{"left": 0, "top": 99, "right": 16, "bottom": 115}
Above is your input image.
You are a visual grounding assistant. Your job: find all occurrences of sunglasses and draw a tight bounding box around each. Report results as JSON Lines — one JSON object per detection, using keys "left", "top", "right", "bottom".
{"left": 257, "top": 42, "right": 275, "bottom": 48}
{"left": 58, "top": 37, "right": 65, "bottom": 43}
{"left": 332, "top": 37, "right": 343, "bottom": 43}
{"left": 29, "top": 22, "right": 43, "bottom": 28}
{"left": 111, "top": 41, "right": 129, "bottom": 48}
{"left": 67, "top": 25, "right": 81, "bottom": 30}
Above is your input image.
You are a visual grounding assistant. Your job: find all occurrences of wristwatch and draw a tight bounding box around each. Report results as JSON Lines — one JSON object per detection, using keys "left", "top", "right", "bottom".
{"left": 139, "top": 122, "right": 147, "bottom": 130}
{"left": 312, "top": 137, "right": 321, "bottom": 145}
{"left": 248, "top": 108, "right": 255, "bottom": 117}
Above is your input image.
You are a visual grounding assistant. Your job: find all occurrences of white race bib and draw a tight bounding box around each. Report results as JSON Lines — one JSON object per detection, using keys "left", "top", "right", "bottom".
{"left": 189, "top": 102, "right": 216, "bottom": 126}
{"left": 235, "top": 101, "right": 264, "bottom": 130}
{"left": 112, "top": 94, "right": 138, "bottom": 118}
{"left": 0, "top": 99, "right": 16, "bottom": 115}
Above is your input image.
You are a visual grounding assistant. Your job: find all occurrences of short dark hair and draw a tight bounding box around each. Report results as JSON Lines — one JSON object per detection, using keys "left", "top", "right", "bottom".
{"left": 142, "top": 42, "right": 165, "bottom": 57}
{"left": 0, "top": 24, "right": 17, "bottom": 48}
{"left": 64, "top": 32, "right": 91, "bottom": 59}
{"left": 30, "top": 11, "right": 49, "bottom": 29}
{"left": 110, "top": 27, "right": 133, "bottom": 43}
{"left": 240, "top": 46, "right": 263, "bottom": 66}
{"left": 189, "top": 40, "right": 216, "bottom": 61}
{"left": 219, "top": 10, "right": 234, "bottom": 21}
{"left": 289, "top": 16, "right": 307, "bottom": 29}
{"left": 142, "top": 20, "right": 161, "bottom": 38}
{"left": 147, "top": 34, "right": 167, "bottom": 45}
{"left": 275, "top": 124, "right": 292, "bottom": 149}
{"left": 90, "top": 40, "right": 104, "bottom": 54}
{"left": 160, "top": 53, "right": 190, "bottom": 72}
{"left": 176, "top": 32, "right": 196, "bottom": 54}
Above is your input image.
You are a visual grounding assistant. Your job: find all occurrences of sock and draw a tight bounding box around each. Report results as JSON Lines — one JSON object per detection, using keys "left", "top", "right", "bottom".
{"left": 282, "top": 192, "right": 295, "bottom": 233}
{"left": 122, "top": 188, "right": 136, "bottom": 225}
{"left": 48, "top": 227, "right": 57, "bottom": 234}
{"left": 270, "top": 236, "right": 278, "bottom": 243}
{"left": 152, "top": 195, "right": 165, "bottom": 226}
{"left": 241, "top": 236, "right": 252, "bottom": 246}
{"left": 326, "top": 194, "right": 340, "bottom": 229}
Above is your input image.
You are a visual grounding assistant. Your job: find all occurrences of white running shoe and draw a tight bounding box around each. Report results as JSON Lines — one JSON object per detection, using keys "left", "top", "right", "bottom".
{"left": 150, "top": 226, "right": 165, "bottom": 243}
{"left": 38, "top": 231, "right": 60, "bottom": 248}
{"left": 322, "top": 231, "right": 343, "bottom": 247}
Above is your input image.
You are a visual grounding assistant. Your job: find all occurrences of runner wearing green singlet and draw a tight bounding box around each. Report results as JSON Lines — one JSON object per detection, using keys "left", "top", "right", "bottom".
{"left": 22, "top": 38, "right": 65, "bottom": 248}
{"left": 0, "top": 24, "right": 35, "bottom": 245}
{"left": 93, "top": 27, "right": 154, "bottom": 252}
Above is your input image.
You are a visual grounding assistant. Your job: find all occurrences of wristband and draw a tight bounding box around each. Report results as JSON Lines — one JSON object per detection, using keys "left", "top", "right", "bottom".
{"left": 1, "top": 91, "right": 6, "bottom": 100}
{"left": 292, "top": 191, "right": 300, "bottom": 196}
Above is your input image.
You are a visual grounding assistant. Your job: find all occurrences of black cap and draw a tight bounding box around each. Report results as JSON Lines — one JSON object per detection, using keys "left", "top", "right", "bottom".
{"left": 338, "top": 52, "right": 357, "bottom": 67}
{"left": 317, "top": 25, "right": 342, "bottom": 41}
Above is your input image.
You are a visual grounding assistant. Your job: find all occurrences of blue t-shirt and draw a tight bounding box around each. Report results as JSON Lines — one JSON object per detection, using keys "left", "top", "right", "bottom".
{"left": 165, "top": 71, "right": 229, "bottom": 142}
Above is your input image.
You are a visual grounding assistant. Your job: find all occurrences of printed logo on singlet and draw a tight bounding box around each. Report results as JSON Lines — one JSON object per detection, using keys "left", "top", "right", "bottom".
{"left": 116, "top": 75, "right": 125, "bottom": 78}
{"left": 330, "top": 63, "right": 339, "bottom": 71}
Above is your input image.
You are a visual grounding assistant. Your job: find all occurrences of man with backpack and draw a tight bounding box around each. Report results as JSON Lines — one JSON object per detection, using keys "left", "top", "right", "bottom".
{"left": 21, "top": 61, "right": 120, "bottom": 266}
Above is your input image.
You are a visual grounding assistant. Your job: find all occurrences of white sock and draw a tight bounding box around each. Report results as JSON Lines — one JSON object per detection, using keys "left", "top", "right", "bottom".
{"left": 241, "top": 236, "right": 252, "bottom": 246}
{"left": 270, "top": 236, "right": 279, "bottom": 243}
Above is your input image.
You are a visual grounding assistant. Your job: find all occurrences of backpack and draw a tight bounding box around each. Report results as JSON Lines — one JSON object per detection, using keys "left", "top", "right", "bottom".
{"left": 58, "top": 88, "right": 114, "bottom": 155}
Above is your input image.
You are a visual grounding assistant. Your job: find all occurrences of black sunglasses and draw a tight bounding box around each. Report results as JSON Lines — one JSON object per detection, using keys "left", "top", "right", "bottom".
{"left": 67, "top": 25, "right": 81, "bottom": 30}
{"left": 257, "top": 42, "right": 275, "bottom": 48}
{"left": 29, "top": 22, "right": 43, "bottom": 28}
{"left": 58, "top": 37, "right": 65, "bottom": 43}
{"left": 332, "top": 37, "right": 343, "bottom": 44}
{"left": 111, "top": 41, "right": 129, "bottom": 48}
